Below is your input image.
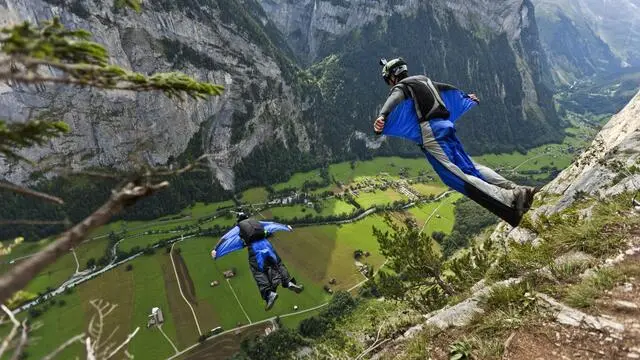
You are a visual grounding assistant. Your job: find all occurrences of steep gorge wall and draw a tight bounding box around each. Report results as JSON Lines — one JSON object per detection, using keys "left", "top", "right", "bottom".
{"left": 0, "top": 0, "right": 310, "bottom": 189}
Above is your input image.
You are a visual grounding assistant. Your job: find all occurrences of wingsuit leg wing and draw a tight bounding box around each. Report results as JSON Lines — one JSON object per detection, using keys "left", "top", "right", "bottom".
{"left": 382, "top": 89, "right": 529, "bottom": 227}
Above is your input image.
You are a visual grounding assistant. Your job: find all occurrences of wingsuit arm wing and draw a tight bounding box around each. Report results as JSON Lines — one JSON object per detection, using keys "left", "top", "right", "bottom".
{"left": 213, "top": 226, "right": 245, "bottom": 259}
{"left": 378, "top": 87, "right": 407, "bottom": 117}
{"left": 438, "top": 88, "right": 478, "bottom": 124}
{"left": 381, "top": 87, "right": 477, "bottom": 144}
{"left": 433, "top": 82, "right": 458, "bottom": 92}
{"left": 259, "top": 221, "right": 293, "bottom": 236}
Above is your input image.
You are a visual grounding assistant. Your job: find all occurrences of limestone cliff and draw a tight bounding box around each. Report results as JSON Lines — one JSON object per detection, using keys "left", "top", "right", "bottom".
{"left": 1, "top": 0, "right": 563, "bottom": 190}
{"left": 260, "top": 0, "right": 561, "bottom": 154}
{"left": 0, "top": 0, "right": 309, "bottom": 189}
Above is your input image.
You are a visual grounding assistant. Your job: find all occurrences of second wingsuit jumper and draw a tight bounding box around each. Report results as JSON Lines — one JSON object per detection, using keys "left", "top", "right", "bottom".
{"left": 211, "top": 212, "right": 303, "bottom": 310}
{"left": 374, "top": 58, "right": 537, "bottom": 227}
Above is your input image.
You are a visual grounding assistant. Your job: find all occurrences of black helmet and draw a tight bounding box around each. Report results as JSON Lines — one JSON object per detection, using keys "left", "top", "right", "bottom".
{"left": 380, "top": 57, "right": 408, "bottom": 84}
{"left": 236, "top": 211, "right": 249, "bottom": 222}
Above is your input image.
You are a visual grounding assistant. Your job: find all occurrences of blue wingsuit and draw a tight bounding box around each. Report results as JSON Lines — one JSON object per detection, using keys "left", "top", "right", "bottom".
{"left": 214, "top": 220, "right": 296, "bottom": 300}
{"left": 380, "top": 76, "right": 525, "bottom": 227}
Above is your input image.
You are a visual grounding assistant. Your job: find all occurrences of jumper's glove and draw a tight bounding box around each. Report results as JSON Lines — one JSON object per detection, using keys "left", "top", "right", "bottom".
{"left": 468, "top": 93, "right": 480, "bottom": 103}
{"left": 373, "top": 116, "right": 386, "bottom": 135}
{"left": 210, "top": 249, "right": 217, "bottom": 259}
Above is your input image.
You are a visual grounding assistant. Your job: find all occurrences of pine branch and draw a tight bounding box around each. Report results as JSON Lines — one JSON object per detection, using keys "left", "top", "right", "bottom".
{"left": 0, "top": 18, "right": 224, "bottom": 100}
{"left": 0, "top": 180, "right": 168, "bottom": 305}
{"left": 0, "top": 119, "right": 70, "bottom": 161}
{"left": 1, "top": 67, "right": 224, "bottom": 100}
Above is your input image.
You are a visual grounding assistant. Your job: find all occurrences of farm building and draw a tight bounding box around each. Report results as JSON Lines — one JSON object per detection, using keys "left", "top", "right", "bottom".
{"left": 147, "top": 307, "right": 164, "bottom": 328}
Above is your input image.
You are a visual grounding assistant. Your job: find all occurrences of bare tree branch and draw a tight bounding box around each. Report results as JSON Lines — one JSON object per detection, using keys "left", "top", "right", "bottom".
{"left": 10, "top": 320, "right": 29, "bottom": 360}
{"left": 66, "top": 171, "right": 121, "bottom": 180}
{"left": 150, "top": 154, "right": 212, "bottom": 177}
{"left": 105, "top": 327, "right": 139, "bottom": 360}
{"left": 0, "top": 305, "right": 20, "bottom": 358}
{"left": 0, "top": 180, "right": 168, "bottom": 304}
{"left": 86, "top": 337, "right": 96, "bottom": 360}
{"left": 0, "top": 219, "right": 69, "bottom": 226}
{"left": 56, "top": 154, "right": 212, "bottom": 180}
{"left": 99, "top": 326, "right": 120, "bottom": 356}
{"left": 42, "top": 334, "right": 85, "bottom": 360}
{"left": 355, "top": 321, "right": 388, "bottom": 360}
{"left": 0, "top": 181, "right": 64, "bottom": 205}
{"left": 88, "top": 299, "right": 118, "bottom": 352}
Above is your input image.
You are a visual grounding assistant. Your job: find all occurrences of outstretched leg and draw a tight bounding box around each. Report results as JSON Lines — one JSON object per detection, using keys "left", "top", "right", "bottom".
{"left": 249, "top": 255, "right": 274, "bottom": 301}
{"left": 471, "top": 161, "right": 518, "bottom": 189}
{"left": 419, "top": 120, "right": 529, "bottom": 226}
{"left": 270, "top": 253, "right": 304, "bottom": 293}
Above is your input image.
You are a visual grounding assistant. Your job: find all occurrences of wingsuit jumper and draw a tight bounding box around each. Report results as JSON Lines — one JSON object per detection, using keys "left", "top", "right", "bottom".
{"left": 373, "top": 58, "right": 538, "bottom": 227}
{"left": 211, "top": 212, "right": 304, "bottom": 310}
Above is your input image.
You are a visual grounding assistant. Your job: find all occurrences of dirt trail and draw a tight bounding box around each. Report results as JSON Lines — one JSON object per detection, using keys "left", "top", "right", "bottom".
{"left": 504, "top": 253, "right": 640, "bottom": 360}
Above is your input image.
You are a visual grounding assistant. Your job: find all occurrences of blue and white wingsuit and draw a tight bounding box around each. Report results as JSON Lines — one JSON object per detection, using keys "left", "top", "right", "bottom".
{"left": 214, "top": 221, "right": 296, "bottom": 300}
{"left": 379, "top": 75, "right": 525, "bottom": 227}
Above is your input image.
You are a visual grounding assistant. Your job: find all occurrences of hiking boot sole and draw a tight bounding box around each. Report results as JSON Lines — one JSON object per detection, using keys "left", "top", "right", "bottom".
{"left": 265, "top": 293, "right": 278, "bottom": 311}
{"left": 289, "top": 285, "right": 304, "bottom": 294}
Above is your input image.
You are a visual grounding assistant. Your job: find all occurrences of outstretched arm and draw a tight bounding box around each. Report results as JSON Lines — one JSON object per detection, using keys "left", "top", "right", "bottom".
{"left": 211, "top": 226, "right": 245, "bottom": 259}
{"left": 378, "top": 87, "right": 406, "bottom": 117}
{"left": 434, "top": 82, "right": 479, "bottom": 103}
{"left": 260, "top": 221, "right": 293, "bottom": 236}
{"left": 433, "top": 82, "right": 458, "bottom": 92}
{"left": 375, "top": 87, "right": 406, "bottom": 134}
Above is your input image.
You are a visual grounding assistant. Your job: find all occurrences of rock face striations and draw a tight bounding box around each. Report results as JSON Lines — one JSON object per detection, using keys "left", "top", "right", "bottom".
{"left": 535, "top": 90, "right": 640, "bottom": 217}
{"left": 533, "top": 0, "right": 640, "bottom": 85}
{"left": 1, "top": 0, "right": 561, "bottom": 190}
{"left": 0, "top": 0, "right": 309, "bottom": 189}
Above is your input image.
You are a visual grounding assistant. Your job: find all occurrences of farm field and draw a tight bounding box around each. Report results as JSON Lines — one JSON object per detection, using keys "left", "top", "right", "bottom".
{"left": 261, "top": 198, "right": 357, "bottom": 221}
{"left": 274, "top": 216, "right": 389, "bottom": 290}
{"left": 272, "top": 169, "right": 323, "bottom": 191}
{"left": 410, "top": 183, "right": 446, "bottom": 197}
{"left": 0, "top": 132, "right": 591, "bottom": 359}
{"left": 178, "top": 322, "right": 274, "bottom": 360}
{"left": 177, "top": 236, "right": 329, "bottom": 327}
{"left": 353, "top": 188, "right": 409, "bottom": 209}
{"left": 240, "top": 187, "right": 270, "bottom": 204}
{"left": 20, "top": 254, "right": 186, "bottom": 359}
{"left": 407, "top": 193, "right": 462, "bottom": 235}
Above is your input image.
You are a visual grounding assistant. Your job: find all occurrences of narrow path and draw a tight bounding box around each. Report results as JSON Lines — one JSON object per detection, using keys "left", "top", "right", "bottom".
{"left": 509, "top": 152, "right": 551, "bottom": 172}
{"left": 251, "top": 204, "right": 266, "bottom": 219}
{"left": 12, "top": 190, "right": 453, "bottom": 315}
{"left": 170, "top": 242, "right": 202, "bottom": 336}
{"left": 158, "top": 325, "right": 179, "bottom": 354}
{"left": 167, "top": 260, "right": 387, "bottom": 360}
{"left": 71, "top": 248, "right": 80, "bottom": 274}
{"left": 419, "top": 195, "right": 450, "bottom": 235}
{"left": 226, "top": 279, "right": 252, "bottom": 324}
{"left": 348, "top": 259, "right": 389, "bottom": 292}
{"left": 166, "top": 302, "right": 331, "bottom": 360}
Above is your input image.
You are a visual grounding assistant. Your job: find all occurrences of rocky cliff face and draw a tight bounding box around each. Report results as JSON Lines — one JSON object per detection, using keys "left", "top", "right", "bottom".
{"left": 260, "top": 0, "right": 561, "bottom": 154}
{"left": 492, "top": 90, "right": 640, "bottom": 243}
{"left": 1, "top": 0, "right": 563, "bottom": 191}
{"left": 0, "top": 0, "right": 309, "bottom": 189}
{"left": 534, "top": 90, "right": 640, "bottom": 217}
{"left": 533, "top": 0, "right": 640, "bottom": 85}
